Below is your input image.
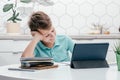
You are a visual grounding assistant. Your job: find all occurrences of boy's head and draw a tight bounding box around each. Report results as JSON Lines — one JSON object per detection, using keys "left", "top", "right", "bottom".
{"left": 28, "top": 11, "right": 56, "bottom": 43}
{"left": 28, "top": 11, "right": 52, "bottom": 31}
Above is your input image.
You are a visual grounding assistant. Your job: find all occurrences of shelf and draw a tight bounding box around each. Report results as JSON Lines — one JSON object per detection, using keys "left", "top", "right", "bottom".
{"left": 0, "top": 34, "right": 119, "bottom": 40}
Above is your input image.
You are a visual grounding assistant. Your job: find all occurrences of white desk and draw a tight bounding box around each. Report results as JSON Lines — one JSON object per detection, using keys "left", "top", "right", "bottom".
{"left": 0, "top": 63, "right": 119, "bottom": 80}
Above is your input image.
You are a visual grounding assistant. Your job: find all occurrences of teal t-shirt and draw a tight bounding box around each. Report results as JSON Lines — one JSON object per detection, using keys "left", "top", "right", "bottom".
{"left": 34, "top": 35, "right": 75, "bottom": 62}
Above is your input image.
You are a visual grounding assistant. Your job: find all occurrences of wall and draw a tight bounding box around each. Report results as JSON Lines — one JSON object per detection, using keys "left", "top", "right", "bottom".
{"left": 0, "top": 0, "right": 120, "bottom": 35}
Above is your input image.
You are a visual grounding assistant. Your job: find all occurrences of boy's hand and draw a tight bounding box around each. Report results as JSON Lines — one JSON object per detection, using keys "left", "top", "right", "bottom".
{"left": 31, "top": 31, "right": 43, "bottom": 41}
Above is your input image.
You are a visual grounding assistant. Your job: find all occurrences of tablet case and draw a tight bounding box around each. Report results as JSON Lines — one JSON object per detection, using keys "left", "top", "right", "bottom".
{"left": 71, "top": 43, "right": 109, "bottom": 69}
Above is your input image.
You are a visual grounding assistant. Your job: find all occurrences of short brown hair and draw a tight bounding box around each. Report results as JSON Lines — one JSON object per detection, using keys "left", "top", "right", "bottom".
{"left": 28, "top": 11, "right": 52, "bottom": 31}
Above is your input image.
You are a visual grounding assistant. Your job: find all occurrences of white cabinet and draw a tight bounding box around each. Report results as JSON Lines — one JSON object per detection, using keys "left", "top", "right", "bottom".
{"left": 13, "top": 40, "right": 30, "bottom": 52}
{"left": 0, "top": 38, "right": 118, "bottom": 66}
{"left": 0, "top": 53, "right": 21, "bottom": 66}
{"left": 0, "top": 40, "right": 30, "bottom": 66}
{"left": 0, "top": 40, "right": 13, "bottom": 52}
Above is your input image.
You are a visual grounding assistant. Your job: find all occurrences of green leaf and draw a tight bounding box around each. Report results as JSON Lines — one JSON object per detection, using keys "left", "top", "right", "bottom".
{"left": 13, "top": 11, "right": 17, "bottom": 19}
{"left": 13, "top": 10, "right": 16, "bottom": 16}
{"left": 15, "top": 13, "right": 19, "bottom": 18}
{"left": 20, "top": 0, "right": 31, "bottom": 3}
{"left": 16, "top": 18, "right": 22, "bottom": 21}
{"left": 114, "top": 40, "right": 120, "bottom": 55}
{"left": 7, "top": 16, "right": 14, "bottom": 21}
{"left": 3, "top": 4, "right": 13, "bottom": 12}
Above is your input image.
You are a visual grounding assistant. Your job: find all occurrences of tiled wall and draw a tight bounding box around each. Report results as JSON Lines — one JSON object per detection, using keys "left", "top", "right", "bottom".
{"left": 0, "top": 0, "right": 120, "bottom": 35}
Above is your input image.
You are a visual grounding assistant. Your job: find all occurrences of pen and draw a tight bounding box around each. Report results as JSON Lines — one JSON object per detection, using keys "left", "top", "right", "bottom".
{"left": 8, "top": 68, "right": 35, "bottom": 72}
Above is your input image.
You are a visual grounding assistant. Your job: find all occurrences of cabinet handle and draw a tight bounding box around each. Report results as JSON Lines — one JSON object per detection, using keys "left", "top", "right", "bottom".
{"left": 13, "top": 51, "right": 23, "bottom": 54}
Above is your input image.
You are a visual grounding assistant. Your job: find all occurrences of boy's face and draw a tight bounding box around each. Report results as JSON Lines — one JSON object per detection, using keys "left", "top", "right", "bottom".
{"left": 38, "top": 27, "right": 56, "bottom": 43}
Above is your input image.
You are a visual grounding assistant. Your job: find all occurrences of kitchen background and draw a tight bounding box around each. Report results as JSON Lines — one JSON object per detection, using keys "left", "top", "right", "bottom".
{"left": 0, "top": 0, "right": 119, "bottom": 66}
{"left": 0, "top": 0, "right": 120, "bottom": 35}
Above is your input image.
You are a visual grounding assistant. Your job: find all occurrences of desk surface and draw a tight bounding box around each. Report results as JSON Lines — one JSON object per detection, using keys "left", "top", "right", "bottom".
{"left": 0, "top": 63, "right": 119, "bottom": 80}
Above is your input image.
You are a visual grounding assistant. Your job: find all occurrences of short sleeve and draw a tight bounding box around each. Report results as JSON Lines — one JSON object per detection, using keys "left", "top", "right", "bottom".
{"left": 34, "top": 45, "right": 40, "bottom": 57}
{"left": 66, "top": 36, "right": 75, "bottom": 53}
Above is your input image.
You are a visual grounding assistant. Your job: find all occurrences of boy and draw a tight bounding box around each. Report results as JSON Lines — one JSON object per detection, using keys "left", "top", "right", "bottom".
{"left": 21, "top": 11, "right": 74, "bottom": 62}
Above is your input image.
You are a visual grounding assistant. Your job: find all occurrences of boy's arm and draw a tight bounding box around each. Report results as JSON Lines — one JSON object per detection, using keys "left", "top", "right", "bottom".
{"left": 21, "top": 31, "right": 43, "bottom": 57}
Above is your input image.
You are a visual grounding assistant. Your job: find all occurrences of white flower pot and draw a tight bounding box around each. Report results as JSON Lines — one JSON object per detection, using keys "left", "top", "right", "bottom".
{"left": 6, "top": 22, "right": 20, "bottom": 35}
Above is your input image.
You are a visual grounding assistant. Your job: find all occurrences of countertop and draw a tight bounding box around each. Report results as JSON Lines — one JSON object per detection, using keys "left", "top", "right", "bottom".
{"left": 0, "top": 34, "right": 119, "bottom": 40}
{"left": 70, "top": 34, "right": 120, "bottom": 40}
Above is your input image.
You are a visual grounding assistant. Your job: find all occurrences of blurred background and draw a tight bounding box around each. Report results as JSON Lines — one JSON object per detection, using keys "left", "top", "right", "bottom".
{"left": 0, "top": 0, "right": 120, "bottom": 67}
{"left": 0, "top": 0, "right": 120, "bottom": 35}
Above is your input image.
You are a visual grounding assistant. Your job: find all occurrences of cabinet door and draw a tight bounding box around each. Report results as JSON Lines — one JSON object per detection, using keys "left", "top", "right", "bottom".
{"left": 13, "top": 40, "right": 30, "bottom": 52}
{"left": 0, "top": 53, "right": 21, "bottom": 66}
{"left": 0, "top": 40, "right": 31, "bottom": 66}
{"left": 0, "top": 40, "right": 13, "bottom": 52}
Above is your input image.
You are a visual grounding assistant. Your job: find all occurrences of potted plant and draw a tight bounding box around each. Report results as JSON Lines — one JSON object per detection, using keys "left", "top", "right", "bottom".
{"left": 114, "top": 41, "right": 120, "bottom": 71}
{"left": 3, "top": 0, "right": 31, "bottom": 34}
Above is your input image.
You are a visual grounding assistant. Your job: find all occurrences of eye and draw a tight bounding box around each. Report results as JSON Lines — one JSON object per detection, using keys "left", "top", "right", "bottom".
{"left": 52, "top": 30, "right": 54, "bottom": 32}
{"left": 45, "top": 34, "right": 49, "bottom": 37}
{"left": 45, "top": 35, "right": 48, "bottom": 37}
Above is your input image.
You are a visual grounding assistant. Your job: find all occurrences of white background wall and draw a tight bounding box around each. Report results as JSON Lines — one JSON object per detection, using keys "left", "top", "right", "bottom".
{"left": 0, "top": 0, "right": 120, "bottom": 35}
